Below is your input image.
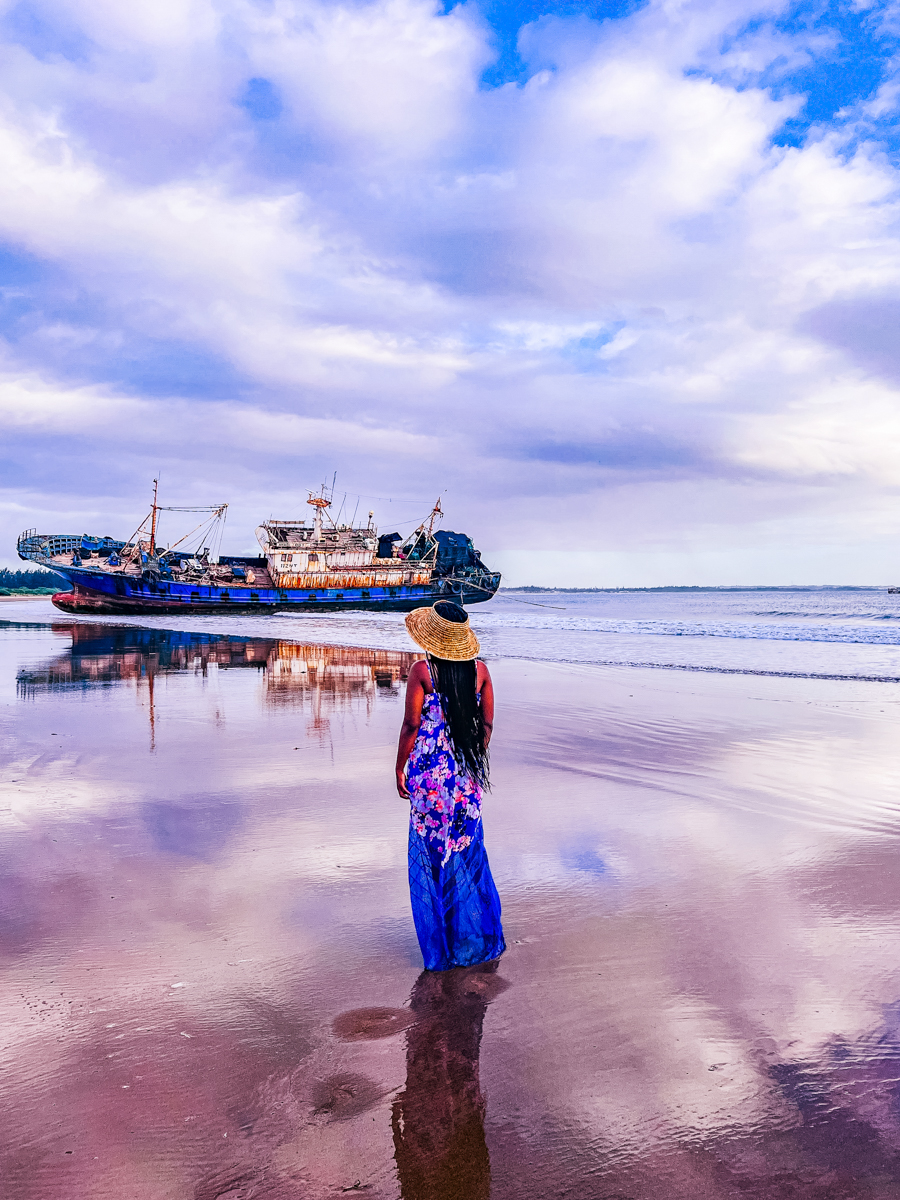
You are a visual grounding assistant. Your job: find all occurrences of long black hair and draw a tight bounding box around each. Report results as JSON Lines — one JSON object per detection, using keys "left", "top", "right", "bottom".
{"left": 428, "top": 602, "right": 489, "bottom": 789}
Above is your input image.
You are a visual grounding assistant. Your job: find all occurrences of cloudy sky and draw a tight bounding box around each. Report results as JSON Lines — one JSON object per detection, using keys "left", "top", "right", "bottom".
{"left": 1, "top": 0, "right": 899, "bottom": 585}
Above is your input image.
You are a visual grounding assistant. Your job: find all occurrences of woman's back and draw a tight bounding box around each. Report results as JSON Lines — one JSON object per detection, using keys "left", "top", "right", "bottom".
{"left": 397, "top": 603, "right": 505, "bottom": 971}
{"left": 408, "top": 655, "right": 493, "bottom": 790}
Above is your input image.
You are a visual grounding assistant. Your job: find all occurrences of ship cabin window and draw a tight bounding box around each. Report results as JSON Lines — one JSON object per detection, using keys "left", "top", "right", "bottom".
{"left": 308, "top": 553, "right": 319, "bottom": 564}
{"left": 282, "top": 554, "right": 293, "bottom": 563}
{"left": 190, "top": 591, "right": 200, "bottom": 602}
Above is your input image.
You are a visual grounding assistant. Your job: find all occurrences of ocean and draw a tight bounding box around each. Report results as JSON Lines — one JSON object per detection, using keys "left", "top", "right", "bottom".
{"left": 5, "top": 586, "right": 900, "bottom": 680}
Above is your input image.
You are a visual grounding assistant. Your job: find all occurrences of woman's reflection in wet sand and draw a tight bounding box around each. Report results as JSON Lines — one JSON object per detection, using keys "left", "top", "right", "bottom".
{"left": 392, "top": 962, "right": 509, "bottom": 1200}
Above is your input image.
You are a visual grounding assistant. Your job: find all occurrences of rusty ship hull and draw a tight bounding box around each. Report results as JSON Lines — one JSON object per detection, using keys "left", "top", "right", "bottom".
{"left": 47, "top": 561, "right": 494, "bottom": 615}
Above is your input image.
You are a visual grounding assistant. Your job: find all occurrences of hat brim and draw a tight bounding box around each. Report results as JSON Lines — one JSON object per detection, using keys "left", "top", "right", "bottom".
{"left": 405, "top": 606, "right": 480, "bottom": 661}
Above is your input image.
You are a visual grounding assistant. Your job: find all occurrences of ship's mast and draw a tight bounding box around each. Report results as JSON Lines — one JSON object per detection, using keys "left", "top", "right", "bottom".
{"left": 149, "top": 479, "right": 159, "bottom": 556}
{"left": 425, "top": 498, "right": 443, "bottom": 536}
{"left": 307, "top": 490, "right": 330, "bottom": 540}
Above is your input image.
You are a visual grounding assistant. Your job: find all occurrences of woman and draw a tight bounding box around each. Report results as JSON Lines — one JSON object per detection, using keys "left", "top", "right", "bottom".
{"left": 396, "top": 601, "right": 506, "bottom": 971}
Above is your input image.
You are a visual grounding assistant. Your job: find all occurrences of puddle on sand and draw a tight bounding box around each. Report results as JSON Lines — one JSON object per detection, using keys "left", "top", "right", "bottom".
{"left": 332, "top": 1008, "right": 417, "bottom": 1042}
{"left": 4, "top": 622, "right": 900, "bottom": 1196}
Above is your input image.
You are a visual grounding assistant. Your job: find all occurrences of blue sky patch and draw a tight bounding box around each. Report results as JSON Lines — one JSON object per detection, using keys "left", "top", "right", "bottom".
{"left": 0, "top": 247, "right": 250, "bottom": 399}
{"left": 106, "top": 339, "right": 252, "bottom": 399}
{"left": 239, "top": 77, "right": 284, "bottom": 122}
{"left": 774, "top": 0, "right": 896, "bottom": 144}
{"left": 0, "top": 242, "right": 54, "bottom": 288}
{"left": 3, "top": 1, "right": 93, "bottom": 62}
{"left": 706, "top": 0, "right": 899, "bottom": 147}
{"left": 444, "top": 0, "right": 646, "bottom": 85}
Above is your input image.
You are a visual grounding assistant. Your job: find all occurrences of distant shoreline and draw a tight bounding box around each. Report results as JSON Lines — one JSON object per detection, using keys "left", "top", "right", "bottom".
{"left": 500, "top": 584, "right": 891, "bottom": 594}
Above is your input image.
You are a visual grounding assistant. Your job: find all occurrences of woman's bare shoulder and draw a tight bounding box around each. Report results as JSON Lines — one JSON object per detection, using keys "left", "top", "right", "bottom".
{"left": 476, "top": 659, "right": 492, "bottom": 685}
{"left": 407, "top": 659, "right": 430, "bottom": 684}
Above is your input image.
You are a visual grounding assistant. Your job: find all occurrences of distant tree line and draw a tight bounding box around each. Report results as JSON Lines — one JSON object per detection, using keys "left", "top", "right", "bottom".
{"left": 0, "top": 568, "right": 72, "bottom": 595}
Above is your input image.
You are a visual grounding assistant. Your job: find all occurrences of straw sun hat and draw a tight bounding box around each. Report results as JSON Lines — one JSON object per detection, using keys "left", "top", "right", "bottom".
{"left": 405, "top": 601, "right": 480, "bottom": 661}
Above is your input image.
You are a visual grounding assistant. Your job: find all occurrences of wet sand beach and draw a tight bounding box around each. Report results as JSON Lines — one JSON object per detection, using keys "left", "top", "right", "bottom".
{"left": 4, "top": 614, "right": 900, "bottom": 1198}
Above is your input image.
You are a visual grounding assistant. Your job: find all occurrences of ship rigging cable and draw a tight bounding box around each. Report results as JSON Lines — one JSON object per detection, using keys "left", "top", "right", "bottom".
{"left": 159, "top": 505, "right": 227, "bottom": 557}
{"left": 461, "top": 578, "right": 566, "bottom": 610}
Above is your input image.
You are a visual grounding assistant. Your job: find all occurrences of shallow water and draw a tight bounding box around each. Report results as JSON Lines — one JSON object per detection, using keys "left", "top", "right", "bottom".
{"left": 8, "top": 586, "right": 900, "bottom": 680}
{"left": 4, "top": 616, "right": 900, "bottom": 1197}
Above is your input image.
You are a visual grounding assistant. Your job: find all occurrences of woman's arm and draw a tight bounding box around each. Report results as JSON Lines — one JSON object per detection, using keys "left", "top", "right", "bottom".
{"left": 478, "top": 660, "right": 494, "bottom": 747}
{"left": 396, "top": 660, "right": 427, "bottom": 799}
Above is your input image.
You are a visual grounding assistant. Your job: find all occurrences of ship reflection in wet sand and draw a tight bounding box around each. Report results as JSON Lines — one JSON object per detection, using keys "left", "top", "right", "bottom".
{"left": 19, "top": 623, "right": 416, "bottom": 703}
{"left": 9, "top": 618, "right": 900, "bottom": 1197}
{"left": 17, "top": 624, "right": 418, "bottom": 743}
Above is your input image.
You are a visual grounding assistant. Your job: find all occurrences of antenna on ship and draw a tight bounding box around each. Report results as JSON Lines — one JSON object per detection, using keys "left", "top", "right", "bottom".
{"left": 149, "top": 478, "right": 159, "bottom": 556}
{"left": 425, "top": 498, "right": 443, "bottom": 536}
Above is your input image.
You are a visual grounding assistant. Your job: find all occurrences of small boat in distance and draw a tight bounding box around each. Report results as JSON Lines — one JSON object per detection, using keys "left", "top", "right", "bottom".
{"left": 17, "top": 483, "right": 501, "bottom": 615}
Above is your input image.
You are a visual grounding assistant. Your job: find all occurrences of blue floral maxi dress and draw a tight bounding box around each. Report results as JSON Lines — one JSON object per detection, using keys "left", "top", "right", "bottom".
{"left": 406, "top": 668, "right": 506, "bottom": 971}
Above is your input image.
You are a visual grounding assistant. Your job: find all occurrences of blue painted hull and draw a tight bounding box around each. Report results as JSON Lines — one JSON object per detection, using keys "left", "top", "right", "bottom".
{"left": 51, "top": 564, "right": 497, "bottom": 615}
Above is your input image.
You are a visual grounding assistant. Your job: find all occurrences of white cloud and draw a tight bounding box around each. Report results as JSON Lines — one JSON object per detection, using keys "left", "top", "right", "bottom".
{"left": 0, "top": 0, "right": 899, "bottom": 582}
{"left": 237, "top": 0, "right": 488, "bottom": 161}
